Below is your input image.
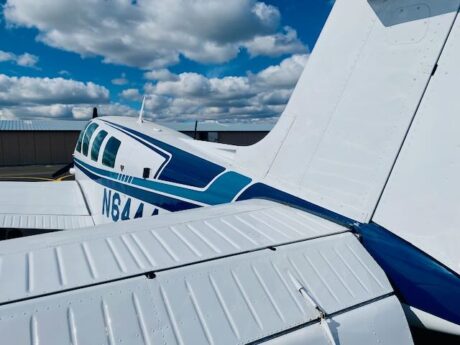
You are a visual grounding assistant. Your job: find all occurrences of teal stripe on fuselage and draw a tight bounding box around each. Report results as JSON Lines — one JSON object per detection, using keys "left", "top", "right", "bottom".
{"left": 74, "top": 158, "right": 251, "bottom": 206}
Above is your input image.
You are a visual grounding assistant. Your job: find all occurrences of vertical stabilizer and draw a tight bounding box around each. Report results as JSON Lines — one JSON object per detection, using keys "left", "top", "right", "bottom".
{"left": 235, "top": 0, "right": 460, "bottom": 222}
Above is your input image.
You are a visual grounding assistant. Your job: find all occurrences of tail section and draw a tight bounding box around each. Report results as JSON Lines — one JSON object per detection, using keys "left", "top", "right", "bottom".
{"left": 235, "top": 0, "right": 460, "bottom": 222}
{"left": 373, "top": 8, "right": 460, "bottom": 275}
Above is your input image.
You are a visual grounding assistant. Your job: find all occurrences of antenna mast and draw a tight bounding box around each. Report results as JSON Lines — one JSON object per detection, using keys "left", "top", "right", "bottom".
{"left": 138, "top": 96, "right": 146, "bottom": 124}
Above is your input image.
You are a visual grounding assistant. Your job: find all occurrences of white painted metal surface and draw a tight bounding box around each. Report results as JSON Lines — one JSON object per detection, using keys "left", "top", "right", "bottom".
{"left": 0, "top": 213, "right": 94, "bottom": 230}
{"left": 263, "top": 297, "right": 412, "bottom": 345}
{"left": 234, "top": 0, "right": 460, "bottom": 222}
{"left": 403, "top": 304, "right": 460, "bottom": 336}
{"left": 0, "top": 229, "right": 411, "bottom": 345}
{"left": 373, "top": 13, "right": 460, "bottom": 274}
{"left": 0, "top": 181, "right": 94, "bottom": 230}
{"left": 0, "top": 181, "right": 89, "bottom": 215}
{"left": 0, "top": 200, "right": 347, "bottom": 304}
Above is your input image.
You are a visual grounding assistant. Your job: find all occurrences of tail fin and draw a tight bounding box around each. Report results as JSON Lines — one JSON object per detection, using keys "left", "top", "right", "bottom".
{"left": 235, "top": 0, "right": 460, "bottom": 222}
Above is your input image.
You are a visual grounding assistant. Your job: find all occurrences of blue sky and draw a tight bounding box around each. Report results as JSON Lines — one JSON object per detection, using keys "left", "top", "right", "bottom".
{"left": 0, "top": 0, "right": 333, "bottom": 122}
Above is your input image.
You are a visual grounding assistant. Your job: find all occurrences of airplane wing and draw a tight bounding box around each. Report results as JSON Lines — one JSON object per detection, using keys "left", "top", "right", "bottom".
{"left": 0, "top": 199, "right": 413, "bottom": 344}
{"left": 0, "top": 181, "right": 94, "bottom": 235}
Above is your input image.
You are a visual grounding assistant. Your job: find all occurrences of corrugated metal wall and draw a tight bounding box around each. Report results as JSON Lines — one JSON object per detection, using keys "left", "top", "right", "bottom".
{"left": 0, "top": 130, "right": 268, "bottom": 166}
{"left": 217, "top": 131, "right": 267, "bottom": 146}
{"left": 0, "top": 131, "right": 79, "bottom": 166}
{"left": 182, "top": 131, "right": 268, "bottom": 146}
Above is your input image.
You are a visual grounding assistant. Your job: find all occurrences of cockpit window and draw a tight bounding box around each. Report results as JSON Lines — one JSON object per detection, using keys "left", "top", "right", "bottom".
{"left": 75, "top": 123, "right": 90, "bottom": 153}
{"left": 102, "top": 137, "right": 121, "bottom": 168}
{"left": 82, "top": 123, "right": 99, "bottom": 156}
{"left": 91, "top": 130, "right": 108, "bottom": 162}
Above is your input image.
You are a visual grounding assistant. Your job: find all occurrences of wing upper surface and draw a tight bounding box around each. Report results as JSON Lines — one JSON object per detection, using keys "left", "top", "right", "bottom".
{"left": 0, "top": 199, "right": 413, "bottom": 344}
{"left": 0, "top": 181, "right": 93, "bottom": 230}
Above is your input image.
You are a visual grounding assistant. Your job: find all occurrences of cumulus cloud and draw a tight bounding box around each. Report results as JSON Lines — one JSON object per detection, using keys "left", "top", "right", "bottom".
{"left": 144, "top": 69, "right": 179, "bottom": 82}
{"left": 244, "top": 26, "right": 307, "bottom": 57}
{"left": 0, "top": 50, "right": 39, "bottom": 68}
{"left": 255, "top": 53, "right": 308, "bottom": 88}
{"left": 0, "top": 74, "right": 109, "bottom": 105}
{"left": 0, "top": 54, "right": 308, "bottom": 122}
{"left": 0, "top": 102, "right": 137, "bottom": 120}
{"left": 111, "top": 73, "right": 129, "bottom": 85}
{"left": 140, "top": 53, "right": 308, "bottom": 122}
{"left": 0, "top": 74, "right": 112, "bottom": 119}
{"left": 16, "top": 53, "right": 39, "bottom": 67}
{"left": 121, "top": 88, "right": 142, "bottom": 101}
{"left": 72, "top": 103, "right": 137, "bottom": 119}
{"left": 3, "top": 0, "right": 306, "bottom": 68}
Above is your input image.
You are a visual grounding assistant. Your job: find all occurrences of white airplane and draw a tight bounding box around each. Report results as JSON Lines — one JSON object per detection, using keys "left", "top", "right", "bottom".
{"left": 0, "top": 0, "right": 459, "bottom": 343}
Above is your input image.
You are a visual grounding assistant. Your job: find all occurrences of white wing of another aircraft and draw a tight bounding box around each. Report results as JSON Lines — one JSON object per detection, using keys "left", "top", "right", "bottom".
{"left": 0, "top": 181, "right": 93, "bottom": 232}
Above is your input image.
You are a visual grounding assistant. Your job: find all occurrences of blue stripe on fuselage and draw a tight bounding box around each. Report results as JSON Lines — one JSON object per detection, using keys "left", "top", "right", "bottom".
{"left": 355, "top": 222, "right": 460, "bottom": 326}
{"left": 237, "top": 182, "right": 355, "bottom": 227}
{"left": 74, "top": 160, "right": 199, "bottom": 212}
{"left": 74, "top": 158, "right": 251, "bottom": 206}
{"left": 102, "top": 120, "right": 225, "bottom": 188}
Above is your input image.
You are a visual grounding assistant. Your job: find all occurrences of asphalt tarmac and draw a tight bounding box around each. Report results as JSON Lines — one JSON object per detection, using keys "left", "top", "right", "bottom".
{"left": 0, "top": 165, "right": 458, "bottom": 344}
{"left": 0, "top": 164, "right": 74, "bottom": 181}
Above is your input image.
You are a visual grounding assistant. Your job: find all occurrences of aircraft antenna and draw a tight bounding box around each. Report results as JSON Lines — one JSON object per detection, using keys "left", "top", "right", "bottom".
{"left": 194, "top": 120, "right": 198, "bottom": 139}
{"left": 138, "top": 96, "right": 146, "bottom": 124}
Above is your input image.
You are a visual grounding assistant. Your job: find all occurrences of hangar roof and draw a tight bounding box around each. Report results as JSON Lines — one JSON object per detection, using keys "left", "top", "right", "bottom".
{"left": 0, "top": 119, "right": 87, "bottom": 131}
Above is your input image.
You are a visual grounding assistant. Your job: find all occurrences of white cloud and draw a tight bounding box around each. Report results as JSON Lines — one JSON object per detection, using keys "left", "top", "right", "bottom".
{"left": 141, "top": 54, "right": 309, "bottom": 122}
{"left": 0, "top": 74, "right": 111, "bottom": 119}
{"left": 111, "top": 73, "right": 129, "bottom": 85}
{"left": 4, "top": 0, "right": 305, "bottom": 68}
{"left": 255, "top": 53, "right": 309, "bottom": 88}
{"left": 154, "top": 73, "right": 212, "bottom": 97}
{"left": 244, "top": 26, "right": 307, "bottom": 57}
{"left": 0, "top": 104, "right": 76, "bottom": 119}
{"left": 0, "top": 74, "right": 109, "bottom": 105}
{"left": 72, "top": 103, "right": 137, "bottom": 119}
{"left": 0, "top": 50, "right": 39, "bottom": 68}
{"left": 16, "top": 52, "right": 39, "bottom": 67}
{"left": 0, "top": 102, "right": 137, "bottom": 120}
{"left": 121, "top": 88, "right": 142, "bottom": 101}
{"left": 0, "top": 50, "right": 15, "bottom": 62}
{"left": 0, "top": 53, "right": 308, "bottom": 122}
{"left": 144, "top": 69, "right": 179, "bottom": 81}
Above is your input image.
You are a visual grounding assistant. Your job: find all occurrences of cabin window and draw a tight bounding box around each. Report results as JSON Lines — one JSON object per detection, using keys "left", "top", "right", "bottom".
{"left": 75, "top": 123, "right": 90, "bottom": 153}
{"left": 82, "top": 123, "right": 99, "bottom": 156}
{"left": 90, "top": 130, "right": 108, "bottom": 162}
{"left": 102, "top": 137, "right": 121, "bottom": 168}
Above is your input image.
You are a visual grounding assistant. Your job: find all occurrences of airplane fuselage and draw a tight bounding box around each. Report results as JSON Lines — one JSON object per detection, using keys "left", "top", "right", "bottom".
{"left": 73, "top": 115, "right": 460, "bottom": 335}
